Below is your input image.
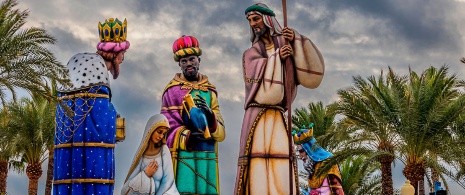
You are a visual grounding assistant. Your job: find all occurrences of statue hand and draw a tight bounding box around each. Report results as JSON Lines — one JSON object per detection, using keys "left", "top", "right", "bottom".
{"left": 282, "top": 27, "right": 295, "bottom": 41}
{"left": 280, "top": 45, "right": 293, "bottom": 60}
{"left": 194, "top": 95, "right": 215, "bottom": 123}
{"left": 144, "top": 159, "right": 158, "bottom": 177}
{"left": 194, "top": 95, "right": 209, "bottom": 110}
{"left": 190, "top": 131, "right": 213, "bottom": 140}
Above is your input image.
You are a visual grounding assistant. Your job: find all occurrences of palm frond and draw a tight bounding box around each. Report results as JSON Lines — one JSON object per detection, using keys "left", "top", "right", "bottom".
{"left": 0, "top": 0, "right": 70, "bottom": 102}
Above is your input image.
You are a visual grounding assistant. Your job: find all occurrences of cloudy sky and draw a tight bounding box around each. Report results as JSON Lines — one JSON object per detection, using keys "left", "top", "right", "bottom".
{"left": 6, "top": 0, "right": 465, "bottom": 194}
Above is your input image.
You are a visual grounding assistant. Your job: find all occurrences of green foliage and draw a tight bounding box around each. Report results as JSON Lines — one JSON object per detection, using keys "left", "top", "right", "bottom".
{"left": 333, "top": 68, "right": 403, "bottom": 194}
{"left": 330, "top": 65, "right": 465, "bottom": 193}
{"left": 393, "top": 66, "right": 465, "bottom": 191}
{"left": 0, "top": 0, "right": 69, "bottom": 106}
{"left": 6, "top": 94, "right": 55, "bottom": 169}
{"left": 292, "top": 102, "right": 383, "bottom": 194}
{"left": 292, "top": 102, "right": 347, "bottom": 152}
{"left": 336, "top": 67, "right": 404, "bottom": 153}
{"left": 340, "top": 155, "right": 381, "bottom": 195}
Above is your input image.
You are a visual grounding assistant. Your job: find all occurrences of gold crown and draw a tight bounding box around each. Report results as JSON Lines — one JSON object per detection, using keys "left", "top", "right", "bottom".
{"left": 293, "top": 123, "right": 315, "bottom": 145}
{"left": 98, "top": 18, "right": 127, "bottom": 42}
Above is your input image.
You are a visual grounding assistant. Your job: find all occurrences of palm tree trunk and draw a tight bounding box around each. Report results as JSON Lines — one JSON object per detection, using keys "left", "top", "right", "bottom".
{"left": 419, "top": 178, "right": 425, "bottom": 195}
{"left": 403, "top": 161, "right": 426, "bottom": 195}
{"left": 44, "top": 149, "right": 54, "bottom": 195}
{"left": 0, "top": 160, "right": 8, "bottom": 194}
{"left": 380, "top": 161, "right": 394, "bottom": 195}
{"left": 26, "top": 164, "right": 43, "bottom": 195}
{"left": 411, "top": 180, "right": 418, "bottom": 195}
{"left": 28, "top": 178, "right": 39, "bottom": 195}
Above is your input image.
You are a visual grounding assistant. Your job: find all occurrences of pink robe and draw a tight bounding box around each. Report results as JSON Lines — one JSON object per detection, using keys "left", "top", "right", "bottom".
{"left": 234, "top": 31, "right": 325, "bottom": 195}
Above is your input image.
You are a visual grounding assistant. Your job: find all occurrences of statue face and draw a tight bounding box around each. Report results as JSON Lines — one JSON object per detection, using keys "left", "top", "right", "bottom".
{"left": 296, "top": 145, "right": 308, "bottom": 163}
{"left": 151, "top": 127, "right": 168, "bottom": 145}
{"left": 247, "top": 14, "right": 267, "bottom": 37}
{"left": 114, "top": 51, "right": 125, "bottom": 66}
{"left": 179, "top": 55, "right": 200, "bottom": 81}
{"left": 109, "top": 50, "right": 126, "bottom": 79}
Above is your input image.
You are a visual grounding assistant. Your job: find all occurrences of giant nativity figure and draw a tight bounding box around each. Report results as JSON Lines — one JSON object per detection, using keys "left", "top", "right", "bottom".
{"left": 120, "top": 114, "right": 179, "bottom": 195}
{"left": 294, "top": 124, "right": 345, "bottom": 195}
{"left": 160, "top": 35, "right": 226, "bottom": 195}
{"left": 234, "top": 3, "right": 325, "bottom": 195}
{"left": 53, "top": 18, "right": 130, "bottom": 195}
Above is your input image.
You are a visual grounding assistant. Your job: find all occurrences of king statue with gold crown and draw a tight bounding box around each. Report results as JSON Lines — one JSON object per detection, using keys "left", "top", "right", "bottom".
{"left": 53, "top": 18, "right": 130, "bottom": 195}
{"left": 294, "top": 124, "right": 345, "bottom": 195}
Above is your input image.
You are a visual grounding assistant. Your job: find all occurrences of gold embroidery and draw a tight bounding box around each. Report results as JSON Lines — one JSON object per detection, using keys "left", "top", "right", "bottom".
{"left": 247, "top": 103, "right": 284, "bottom": 111}
{"left": 236, "top": 108, "right": 268, "bottom": 195}
{"left": 53, "top": 179, "right": 114, "bottom": 184}
{"left": 54, "top": 142, "right": 115, "bottom": 149}
{"left": 244, "top": 108, "right": 268, "bottom": 156}
{"left": 57, "top": 93, "right": 109, "bottom": 100}
{"left": 161, "top": 106, "right": 183, "bottom": 110}
{"left": 180, "top": 82, "right": 209, "bottom": 91}
{"left": 243, "top": 50, "right": 262, "bottom": 84}
{"left": 245, "top": 77, "right": 261, "bottom": 83}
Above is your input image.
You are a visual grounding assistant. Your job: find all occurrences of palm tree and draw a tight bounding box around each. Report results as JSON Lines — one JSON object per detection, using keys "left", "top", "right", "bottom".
{"left": 0, "top": 107, "right": 12, "bottom": 194}
{"left": 0, "top": 105, "right": 23, "bottom": 194}
{"left": 395, "top": 66, "right": 465, "bottom": 194}
{"left": 0, "top": 0, "right": 69, "bottom": 106}
{"left": 334, "top": 67, "right": 406, "bottom": 195}
{"left": 6, "top": 95, "right": 55, "bottom": 195}
{"left": 340, "top": 155, "right": 381, "bottom": 195}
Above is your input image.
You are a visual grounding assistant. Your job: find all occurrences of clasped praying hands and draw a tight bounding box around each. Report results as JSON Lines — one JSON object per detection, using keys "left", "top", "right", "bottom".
{"left": 144, "top": 158, "right": 159, "bottom": 177}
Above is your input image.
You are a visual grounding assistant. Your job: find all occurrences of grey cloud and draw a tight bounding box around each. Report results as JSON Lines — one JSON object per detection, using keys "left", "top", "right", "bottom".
{"left": 48, "top": 27, "right": 93, "bottom": 60}
{"left": 6, "top": 0, "right": 465, "bottom": 194}
{"left": 128, "top": 0, "right": 165, "bottom": 17}
{"left": 321, "top": 0, "right": 461, "bottom": 53}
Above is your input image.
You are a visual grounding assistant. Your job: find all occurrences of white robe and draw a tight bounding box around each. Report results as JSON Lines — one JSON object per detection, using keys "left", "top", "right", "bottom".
{"left": 121, "top": 145, "right": 179, "bottom": 195}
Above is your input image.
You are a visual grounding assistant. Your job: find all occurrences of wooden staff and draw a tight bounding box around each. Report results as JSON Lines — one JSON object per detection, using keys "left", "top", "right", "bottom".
{"left": 281, "top": 0, "right": 297, "bottom": 194}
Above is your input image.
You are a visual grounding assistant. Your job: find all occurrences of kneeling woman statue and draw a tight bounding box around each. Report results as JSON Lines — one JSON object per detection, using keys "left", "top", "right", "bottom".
{"left": 121, "top": 114, "right": 179, "bottom": 195}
